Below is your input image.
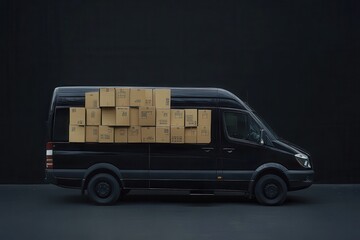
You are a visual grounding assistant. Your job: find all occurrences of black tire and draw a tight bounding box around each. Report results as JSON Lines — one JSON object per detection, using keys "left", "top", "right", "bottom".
{"left": 255, "top": 174, "right": 287, "bottom": 206}
{"left": 87, "top": 173, "right": 120, "bottom": 205}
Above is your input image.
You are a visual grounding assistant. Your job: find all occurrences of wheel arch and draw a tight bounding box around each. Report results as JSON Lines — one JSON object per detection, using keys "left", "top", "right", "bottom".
{"left": 81, "top": 163, "right": 124, "bottom": 193}
{"left": 249, "top": 163, "right": 289, "bottom": 195}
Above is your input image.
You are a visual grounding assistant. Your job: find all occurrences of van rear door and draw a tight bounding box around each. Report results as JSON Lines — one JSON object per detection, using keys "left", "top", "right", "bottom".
{"left": 51, "top": 106, "right": 149, "bottom": 189}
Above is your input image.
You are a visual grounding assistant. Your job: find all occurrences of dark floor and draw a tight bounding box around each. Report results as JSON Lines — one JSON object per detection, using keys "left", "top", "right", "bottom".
{"left": 0, "top": 185, "right": 359, "bottom": 240}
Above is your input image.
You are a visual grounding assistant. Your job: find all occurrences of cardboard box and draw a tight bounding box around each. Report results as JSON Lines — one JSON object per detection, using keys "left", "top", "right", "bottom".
{"left": 185, "top": 109, "right": 198, "bottom": 127}
{"left": 130, "top": 88, "right": 153, "bottom": 106}
{"left": 156, "top": 127, "right": 170, "bottom": 143}
{"left": 197, "top": 125, "right": 211, "bottom": 144}
{"left": 115, "top": 107, "right": 130, "bottom": 126}
{"left": 153, "top": 89, "right": 171, "bottom": 108}
{"left": 185, "top": 128, "right": 197, "bottom": 144}
{"left": 171, "top": 126, "right": 184, "bottom": 143}
{"left": 101, "top": 108, "right": 116, "bottom": 126}
{"left": 69, "top": 107, "right": 85, "bottom": 125}
{"left": 100, "top": 88, "right": 115, "bottom": 107}
{"left": 129, "top": 88, "right": 144, "bottom": 107}
{"left": 114, "top": 127, "right": 128, "bottom": 143}
{"left": 171, "top": 109, "right": 184, "bottom": 126}
{"left": 86, "top": 108, "right": 101, "bottom": 126}
{"left": 141, "top": 127, "right": 155, "bottom": 143}
{"left": 85, "top": 126, "right": 99, "bottom": 142}
{"left": 69, "top": 125, "right": 85, "bottom": 142}
{"left": 128, "top": 126, "right": 141, "bottom": 143}
{"left": 130, "top": 107, "right": 139, "bottom": 125}
{"left": 115, "top": 88, "right": 130, "bottom": 106}
{"left": 85, "top": 92, "right": 99, "bottom": 109}
{"left": 156, "top": 109, "right": 170, "bottom": 126}
{"left": 139, "top": 106, "right": 156, "bottom": 126}
{"left": 198, "top": 110, "right": 212, "bottom": 126}
{"left": 144, "top": 89, "right": 153, "bottom": 106}
{"left": 99, "top": 126, "right": 114, "bottom": 143}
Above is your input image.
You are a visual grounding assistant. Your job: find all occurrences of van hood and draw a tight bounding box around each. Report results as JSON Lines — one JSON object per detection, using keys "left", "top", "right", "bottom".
{"left": 272, "top": 139, "right": 310, "bottom": 156}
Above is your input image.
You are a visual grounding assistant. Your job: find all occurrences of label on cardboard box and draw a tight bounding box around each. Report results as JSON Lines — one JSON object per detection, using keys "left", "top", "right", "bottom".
{"left": 156, "top": 127, "right": 170, "bottom": 143}
{"left": 130, "top": 107, "right": 139, "bottom": 125}
{"left": 85, "top": 92, "right": 99, "bottom": 109}
{"left": 141, "top": 127, "right": 155, "bottom": 143}
{"left": 171, "top": 126, "right": 184, "bottom": 143}
{"left": 86, "top": 126, "right": 99, "bottom": 142}
{"left": 102, "top": 108, "right": 116, "bottom": 126}
{"left": 139, "top": 106, "right": 155, "bottom": 126}
{"left": 116, "top": 107, "right": 130, "bottom": 126}
{"left": 153, "top": 89, "right": 171, "bottom": 108}
{"left": 69, "top": 107, "right": 85, "bottom": 125}
{"left": 69, "top": 125, "right": 85, "bottom": 142}
{"left": 115, "top": 88, "right": 130, "bottom": 106}
{"left": 185, "top": 109, "right": 197, "bottom": 127}
{"left": 197, "top": 125, "right": 211, "bottom": 144}
{"left": 114, "top": 127, "right": 128, "bottom": 143}
{"left": 156, "top": 109, "right": 170, "bottom": 126}
{"left": 99, "top": 126, "right": 114, "bottom": 143}
{"left": 171, "top": 109, "right": 184, "bottom": 126}
{"left": 100, "top": 88, "right": 115, "bottom": 107}
{"left": 86, "top": 108, "right": 101, "bottom": 125}
{"left": 185, "top": 128, "right": 197, "bottom": 143}
{"left": 128, "top": 126, "right": 141, "bottom": 143}
{"left": 198, "top": 110, "right": 211, "bottom": 126}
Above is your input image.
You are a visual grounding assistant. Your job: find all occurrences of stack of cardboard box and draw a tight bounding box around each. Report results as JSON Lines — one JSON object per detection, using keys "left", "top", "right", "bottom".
{"left": 170, "top": 109, "right": 184, "bottom": 143}
{"left": 69, "top": 107, "right": 86, "bottom": 142}
{"left": 69, "top": 88, "right": 211, "bottom": 144}
{"left": 197, "top": 109, "right": 211, "bottom": 143}
{"left": 154, "top": 89, "right": 171, "bottom": 143}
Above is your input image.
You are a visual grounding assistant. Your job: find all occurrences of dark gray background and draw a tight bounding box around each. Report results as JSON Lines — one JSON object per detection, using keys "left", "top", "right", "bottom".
{"left": 1, "top": 0, "right": 360, "bottom": 183}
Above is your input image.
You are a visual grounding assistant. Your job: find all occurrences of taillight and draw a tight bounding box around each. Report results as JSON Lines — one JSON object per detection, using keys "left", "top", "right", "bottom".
{"left": 46, "top": 142, "right": 53, "bottom": 169}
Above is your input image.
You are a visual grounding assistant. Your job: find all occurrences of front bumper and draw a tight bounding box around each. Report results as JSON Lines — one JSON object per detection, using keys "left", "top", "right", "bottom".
{"left": 286, "top": 170, "right": 314, "bottom": 191}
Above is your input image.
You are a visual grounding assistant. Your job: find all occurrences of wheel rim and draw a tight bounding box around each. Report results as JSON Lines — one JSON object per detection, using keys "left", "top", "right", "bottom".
{"left": 95, "top": 181, "right": 112, "bottom": 198}
{"left": 263, "top": 183, "right": 280, "bottom": 199}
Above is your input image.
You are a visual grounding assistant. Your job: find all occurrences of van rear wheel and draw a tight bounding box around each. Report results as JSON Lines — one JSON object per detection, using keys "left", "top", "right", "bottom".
{"left": 87, "top": 173, "right": 120, "bottom": 205}
{"left": 255, "top": 174, "right": 287, "bottom": 206}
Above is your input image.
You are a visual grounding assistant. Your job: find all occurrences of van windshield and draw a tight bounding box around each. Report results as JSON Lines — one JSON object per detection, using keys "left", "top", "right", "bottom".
{"left": 252, "top": 112, "right": 279, "bottom": 139}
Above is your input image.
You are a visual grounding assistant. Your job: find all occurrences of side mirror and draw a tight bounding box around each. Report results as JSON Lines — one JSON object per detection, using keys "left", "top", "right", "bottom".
{"left": 260, "top": 129, "right": 265, "bottom": 145}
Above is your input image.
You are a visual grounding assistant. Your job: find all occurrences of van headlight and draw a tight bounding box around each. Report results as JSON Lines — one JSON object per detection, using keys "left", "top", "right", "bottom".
{"left": 295, "top": 153, "right": 311, "bottom": 168}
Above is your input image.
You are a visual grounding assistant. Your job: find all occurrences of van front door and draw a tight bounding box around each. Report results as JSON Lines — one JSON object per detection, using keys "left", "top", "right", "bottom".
{"left": 149, "top": 109, "right": 218, "bottom": 190}
{"left": 218, "top": 109, "right": 267, "bottom": 190}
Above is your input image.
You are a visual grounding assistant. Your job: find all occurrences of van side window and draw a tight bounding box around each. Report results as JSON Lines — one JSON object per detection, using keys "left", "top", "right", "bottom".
{"left": 224, "top": 112, "right": 261, "bottom": 143}
{"left": 52, "top": 107, "right": 69, "bottom": 142}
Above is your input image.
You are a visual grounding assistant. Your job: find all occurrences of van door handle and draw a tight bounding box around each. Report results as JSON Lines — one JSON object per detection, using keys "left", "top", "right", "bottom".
{"left": 223, "top": 148, "right": 235, "bottom": 153}
{"left": 202, "top": 147, "right": 214, "bottom": 153}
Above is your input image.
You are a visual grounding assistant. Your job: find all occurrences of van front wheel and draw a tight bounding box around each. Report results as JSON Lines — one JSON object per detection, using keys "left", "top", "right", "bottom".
{"left": 255, "top": 174, "right": 287, "bottom": 206}
{"left": 87, "top": 173, "right": 120, "bottom": 205}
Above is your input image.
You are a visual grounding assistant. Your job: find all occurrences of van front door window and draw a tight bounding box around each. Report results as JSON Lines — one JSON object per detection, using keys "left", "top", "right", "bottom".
{"left": 224, "top": 111, "right": 260, "bottom": 143}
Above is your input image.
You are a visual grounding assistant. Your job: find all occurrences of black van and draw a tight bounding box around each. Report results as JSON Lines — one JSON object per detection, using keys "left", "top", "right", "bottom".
{"left": 45, "top": 87, "right": 314, "bottom": 205}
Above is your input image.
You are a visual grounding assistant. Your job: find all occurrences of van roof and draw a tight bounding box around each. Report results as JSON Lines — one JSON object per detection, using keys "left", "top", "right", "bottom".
{"left": 51, "top": 86, "right": 248, "bottom": 110}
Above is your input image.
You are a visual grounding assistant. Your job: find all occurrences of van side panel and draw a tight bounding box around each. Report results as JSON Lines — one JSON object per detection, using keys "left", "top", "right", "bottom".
{"left": 149, "top": 144, "right": 217, "bottom": 189}
{"left": 149, "top": 108, "right": 219, "bottom": 189}
{"left": 52, "top": 143, "right": 149, "bottom": 188}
